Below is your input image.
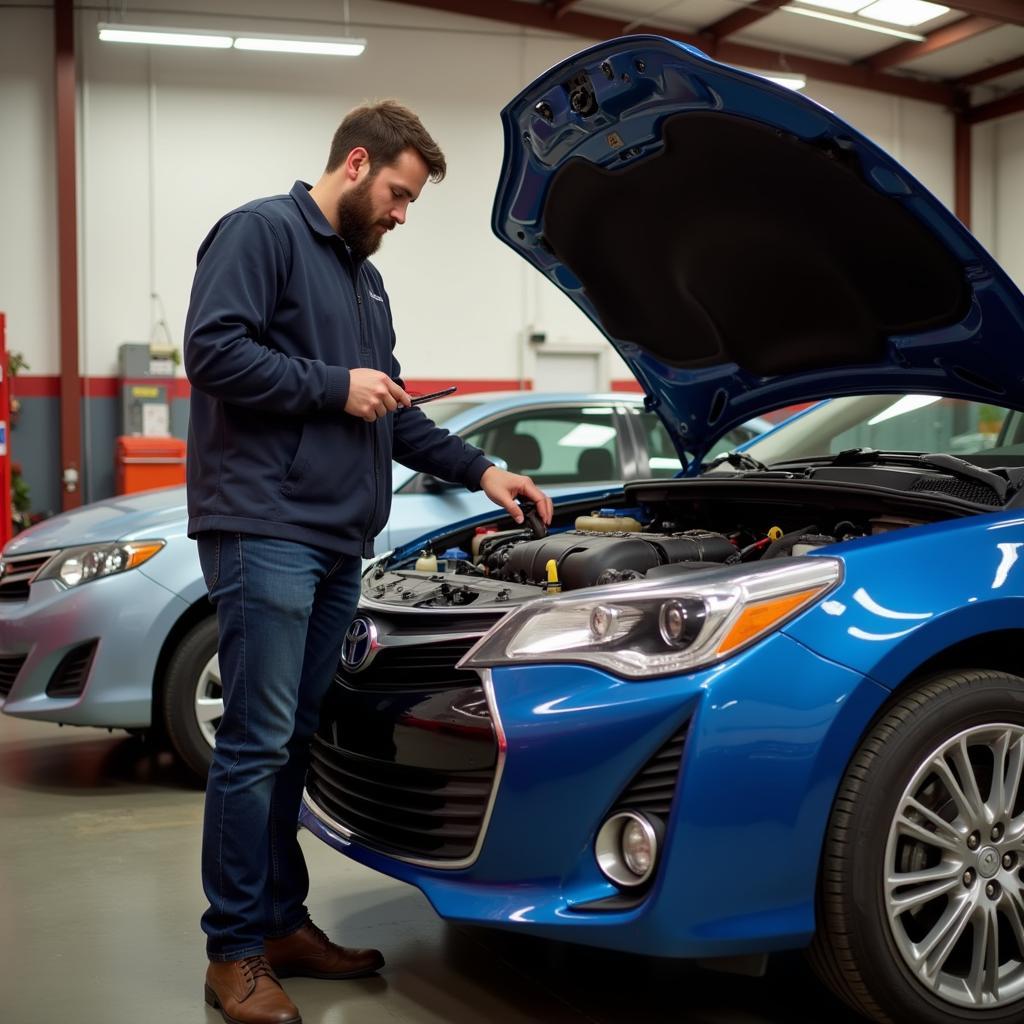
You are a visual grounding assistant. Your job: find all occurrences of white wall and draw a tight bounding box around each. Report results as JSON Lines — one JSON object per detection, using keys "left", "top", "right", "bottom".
{"left": 0, "top": 4, "right": 58, "bottom": 374}
{"left": 1, "top": 0, "right": 1021, "bottom": 383}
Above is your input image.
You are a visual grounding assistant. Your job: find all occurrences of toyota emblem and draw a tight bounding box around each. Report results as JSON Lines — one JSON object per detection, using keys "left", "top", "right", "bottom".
{"left": 341, "top": 616, "right": 379, "bottom": 673}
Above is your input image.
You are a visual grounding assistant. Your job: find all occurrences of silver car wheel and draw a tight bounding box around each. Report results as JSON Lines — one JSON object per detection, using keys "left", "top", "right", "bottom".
{"left": 885, "top": 723, "right": 1024, "bottom": 1009}
{"left": 194, "top": 653, "right": 223, "bottom": 749}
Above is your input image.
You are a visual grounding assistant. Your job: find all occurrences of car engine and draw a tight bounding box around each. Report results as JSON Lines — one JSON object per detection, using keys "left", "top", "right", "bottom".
{"left": 362, "top": 465, "right": 998, "bottom": 612}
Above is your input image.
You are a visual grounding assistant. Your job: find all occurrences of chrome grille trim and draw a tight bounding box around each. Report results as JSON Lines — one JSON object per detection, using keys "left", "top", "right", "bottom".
{"left": 303, "top": 668, "right": 506, "bottom": 871}
{"left": 0, "top": 549, "right": 60, "bottom": 600}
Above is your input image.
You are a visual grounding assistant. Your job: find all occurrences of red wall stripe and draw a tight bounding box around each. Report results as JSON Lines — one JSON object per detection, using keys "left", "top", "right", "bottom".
{"left": 13, "top": 376, "right": 535, "bottom": 399}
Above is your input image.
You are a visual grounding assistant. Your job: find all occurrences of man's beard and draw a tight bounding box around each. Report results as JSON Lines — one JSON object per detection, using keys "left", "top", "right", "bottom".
{"left": 337, "top": 178, "right": 390, "bottom": 261}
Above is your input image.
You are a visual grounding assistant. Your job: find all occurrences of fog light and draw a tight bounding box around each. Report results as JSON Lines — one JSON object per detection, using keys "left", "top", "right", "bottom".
{"left": 595, "top": 811, "right": 661, "bottom": 887}
{"left": 622, "top": 817, "right": 653, "bottom": 875}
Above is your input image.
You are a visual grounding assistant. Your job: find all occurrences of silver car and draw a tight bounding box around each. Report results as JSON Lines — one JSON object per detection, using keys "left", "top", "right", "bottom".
{"left": 0, "top": 391, "right": 772, "bottom": 778}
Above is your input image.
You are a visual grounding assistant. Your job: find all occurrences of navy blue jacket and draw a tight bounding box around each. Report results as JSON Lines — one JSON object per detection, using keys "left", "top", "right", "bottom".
{"left": 184, "top": 181, "right": 491, "bottom": 557}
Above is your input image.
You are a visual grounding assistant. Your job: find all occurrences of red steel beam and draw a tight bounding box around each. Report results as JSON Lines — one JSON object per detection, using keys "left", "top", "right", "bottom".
{"left": 548, "top": 0, "right": 582, "bottom": 16}
{"left": 703, "top": 0, "right": 789, "bottom": 41}
{"left": 55, "top": 0, "right": 82, "bottom": 509}
{"left": 940, "top": 1, "right": 1024, "bottom": 26}
{"left": 864, "top": 15, "right": 1000, "bottom": 72}
{"left": 964, "top": 87, "right": 1024, "bottom": 123}
{"left": 380, "top": 0, "right": 957, "bottom": 105}
{"left": 957, "top": 54, "right": 1024, "bottom": 87}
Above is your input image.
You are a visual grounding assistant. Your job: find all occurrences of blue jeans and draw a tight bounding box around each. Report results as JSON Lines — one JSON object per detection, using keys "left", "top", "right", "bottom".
{"left": 196, "top": 532, "right": 361, "bottom": 961}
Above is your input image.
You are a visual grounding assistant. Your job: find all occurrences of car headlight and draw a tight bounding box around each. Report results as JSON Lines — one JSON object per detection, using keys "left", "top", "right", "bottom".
{"left": 35, "top": 541, "right": 165, "bottom": 589}
{"left": 459, "top": 557, "right": 841, "bottom": 679}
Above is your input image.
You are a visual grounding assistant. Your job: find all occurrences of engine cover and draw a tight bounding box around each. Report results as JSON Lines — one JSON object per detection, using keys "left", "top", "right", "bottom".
{"left": 497, "top": 530, "right": 736, "bottom": 590}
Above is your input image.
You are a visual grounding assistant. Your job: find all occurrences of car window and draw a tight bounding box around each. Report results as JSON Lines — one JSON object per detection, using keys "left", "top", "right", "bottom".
{"left": 828, "top": 397, "right": 1010, "bottom": 456}
{"left": 463, "top": 406, "right": 622, "bottom": 485}
{"left": 632, "top": 411, "right": 683, "bottom": 477}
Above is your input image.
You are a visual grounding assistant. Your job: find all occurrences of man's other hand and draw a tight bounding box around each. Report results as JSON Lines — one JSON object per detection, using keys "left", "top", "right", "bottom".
{"left": 480, "top": 466, "right": 554, "bottom": 526}
{"left": 345, "top": 369, "right": 411, "bottom": 422}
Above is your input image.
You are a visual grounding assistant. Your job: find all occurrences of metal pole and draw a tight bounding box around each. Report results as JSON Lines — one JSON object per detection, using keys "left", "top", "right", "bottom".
{"left": 55, "top": 0, "right": 82, "bottom": 508}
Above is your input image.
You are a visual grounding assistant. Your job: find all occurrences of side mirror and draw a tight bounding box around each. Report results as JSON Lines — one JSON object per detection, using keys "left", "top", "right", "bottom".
{"left": 484, "top": 455, "right": 509, "bottom": 472}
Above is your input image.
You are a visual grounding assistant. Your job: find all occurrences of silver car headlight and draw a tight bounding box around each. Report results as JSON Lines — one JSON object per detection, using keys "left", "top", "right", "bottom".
{"left": 35, "top": 541, "right": 165, "bottom": 589}
{"left": 459, "top": 557, "right": 841, "bottom": 679}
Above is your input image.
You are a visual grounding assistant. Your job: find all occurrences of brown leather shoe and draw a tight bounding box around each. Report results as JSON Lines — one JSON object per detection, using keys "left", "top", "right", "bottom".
{"left": 204, "top": 955, "right": 301, "bottom": 1024}
{"left": 264, "top": 918, "right": 384, "bottom": 980}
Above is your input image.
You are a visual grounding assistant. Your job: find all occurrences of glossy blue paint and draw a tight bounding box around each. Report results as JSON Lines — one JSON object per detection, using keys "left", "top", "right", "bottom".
{"left": 302, "top": 634, "right": 890, "bottom": 957}
{"left": 493, "top": 37, "right": 1024, "bottom": 463}
{"left": 786, "top": 515, "right": 1024, "bottom": 687}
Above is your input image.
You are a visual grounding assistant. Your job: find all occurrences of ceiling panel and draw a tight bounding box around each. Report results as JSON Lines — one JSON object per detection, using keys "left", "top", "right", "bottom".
{"left": 455, "top": 1, "right": 1023, "bottom": 91}
{"left": 895, "top": 24, "right": 1024, "bottom": 77}
{"left": 734, "top": 9, "right": 907, "bottom": 61}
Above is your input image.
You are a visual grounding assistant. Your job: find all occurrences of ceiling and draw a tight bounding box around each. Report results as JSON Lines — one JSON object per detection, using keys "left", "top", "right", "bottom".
{"left": 383, "top": 0, "right": 1024, "bottom": 118}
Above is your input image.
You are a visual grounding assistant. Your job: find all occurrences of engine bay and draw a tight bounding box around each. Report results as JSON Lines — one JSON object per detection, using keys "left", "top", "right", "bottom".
{"left": 363, "top": 469, "right": 986, "bottom": 611}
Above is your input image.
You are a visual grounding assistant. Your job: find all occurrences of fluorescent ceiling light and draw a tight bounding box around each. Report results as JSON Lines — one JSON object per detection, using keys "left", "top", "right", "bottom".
{"left": 97, "top": 24, "right": 365, "bottom": 56}
{"left": 233, "top": 35, "right": 365, "bottom": 56}
{"left": 797, "top": 0, "right": 866, "bottom": 11}
{"left": 763, "top": 73, "right": 807, "bottom": 90}
{"left": 782, "top": 5, "right": 926, "bottom": 40}
{"left": 98, "top": 24, "right": 232, "bottom": 48}
{"left": 857, "top": 0, "right": 949, "bottom": 26}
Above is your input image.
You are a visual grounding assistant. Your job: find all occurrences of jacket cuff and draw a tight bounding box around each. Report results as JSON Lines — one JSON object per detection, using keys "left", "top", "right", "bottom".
{"left": 327, "top": 366, "right": 350, "bottom": 412}
{"left": 464, "top": 455, "right": 494, "bottom": 492}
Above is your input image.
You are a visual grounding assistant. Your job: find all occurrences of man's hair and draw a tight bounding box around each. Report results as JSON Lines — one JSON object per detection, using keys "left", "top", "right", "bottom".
{"left": 326, "top": 100, "right": 446, "bottom": 182}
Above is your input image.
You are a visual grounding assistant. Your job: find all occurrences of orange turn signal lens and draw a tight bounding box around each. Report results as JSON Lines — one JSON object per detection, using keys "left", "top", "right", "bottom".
{"left": 716, "top": 586, "right": 824, "bottom": 655}
{"left": 125, "top": 541, "right": 165, "bottom": 569}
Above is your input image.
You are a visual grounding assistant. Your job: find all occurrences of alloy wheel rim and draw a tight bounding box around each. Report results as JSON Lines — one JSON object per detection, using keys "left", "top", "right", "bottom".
{"left": 194, "top": 653, "right": 223, "bottom": 749}
{"left": 884, "top": 723, "right": 1024, "bottom": 1009}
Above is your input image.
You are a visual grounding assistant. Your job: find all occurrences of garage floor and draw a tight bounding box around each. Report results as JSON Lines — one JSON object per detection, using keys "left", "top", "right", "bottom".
{"left": 1, "top": 715, "right": 864, "bottom": 1024}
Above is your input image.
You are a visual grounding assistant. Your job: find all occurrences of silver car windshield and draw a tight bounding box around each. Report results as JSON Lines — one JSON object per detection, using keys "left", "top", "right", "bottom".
{"left": 739, "top": 395, "right": 1022, "bottom": 465}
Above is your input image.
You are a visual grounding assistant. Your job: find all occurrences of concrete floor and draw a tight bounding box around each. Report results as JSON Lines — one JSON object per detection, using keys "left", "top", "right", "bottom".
{"left": 0, "top": 714, "right": 866, "bottom": 1024}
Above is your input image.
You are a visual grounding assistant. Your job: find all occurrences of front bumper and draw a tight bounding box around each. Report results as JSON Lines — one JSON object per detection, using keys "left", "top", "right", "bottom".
{"left": 301, "top": 631, "right": 891, "bottom": 958}
{"left": 0, "top": 569, "right": 187, "bottom": 727}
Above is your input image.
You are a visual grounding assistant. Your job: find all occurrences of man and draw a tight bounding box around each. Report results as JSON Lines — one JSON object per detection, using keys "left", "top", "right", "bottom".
{"left": 184, "top": 101, "right": 552, "bottom": 1024}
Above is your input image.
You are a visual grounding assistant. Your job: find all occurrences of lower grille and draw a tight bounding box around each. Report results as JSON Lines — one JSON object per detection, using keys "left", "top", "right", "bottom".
{"left": 0, "top": 654, "right": 27, "bottom": 698}
{"left": 613, "top": 721, "right": 689, "bottom": 818}
{"left": 307, "top": 737, "right": 496, "bottom": 862}
{"left": 46, "top": 641, "right": 98, "bottom": 698}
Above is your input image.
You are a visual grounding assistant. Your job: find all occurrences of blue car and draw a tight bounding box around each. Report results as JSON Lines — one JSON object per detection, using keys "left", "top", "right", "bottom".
{"left": 1, "top": 390, "right": 771, "bottom": 779}
{"left": 298, "top": 37, "right": 1024, "bottom": 1024}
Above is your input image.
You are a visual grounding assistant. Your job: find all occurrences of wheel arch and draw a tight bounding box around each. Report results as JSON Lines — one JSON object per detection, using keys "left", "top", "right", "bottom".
{"left": 150, "top": 595, "right": 214, "bottom": 733}
{"left": 893, "top": 627, "right": 1024, "bottom": 692}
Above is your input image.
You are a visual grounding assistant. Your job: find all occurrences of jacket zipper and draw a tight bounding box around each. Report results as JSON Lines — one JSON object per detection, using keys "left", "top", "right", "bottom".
{"left": 363, "top": 425, "right": 380, "bottom": 552}
{"left": 354, "top": 264, "right": 379, "bottom": 551}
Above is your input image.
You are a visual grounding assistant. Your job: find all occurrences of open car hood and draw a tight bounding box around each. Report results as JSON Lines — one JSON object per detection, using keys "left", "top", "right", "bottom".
{"left": 493, "top": 36, "right": 1024, "bottom": 467}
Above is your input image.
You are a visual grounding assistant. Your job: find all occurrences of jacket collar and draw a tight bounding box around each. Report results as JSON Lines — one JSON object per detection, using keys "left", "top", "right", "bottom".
{"left": 290, "top": 179, "right": 364, "bottom": 267}
{"left": 290, "top": 180, "right": 337, "bottom": 239}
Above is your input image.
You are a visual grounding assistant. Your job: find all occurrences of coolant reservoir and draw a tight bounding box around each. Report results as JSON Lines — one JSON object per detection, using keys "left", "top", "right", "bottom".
{"left": 415, "top": 551, "right": 438, "bottom": 572}
{"left": 575, "top": 513, "right": 642, "bottom": 533}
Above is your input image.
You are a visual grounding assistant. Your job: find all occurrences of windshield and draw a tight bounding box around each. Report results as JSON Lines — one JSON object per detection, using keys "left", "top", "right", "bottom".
{"left": 741, "top": 395, "right": 1022, "bottom": 465}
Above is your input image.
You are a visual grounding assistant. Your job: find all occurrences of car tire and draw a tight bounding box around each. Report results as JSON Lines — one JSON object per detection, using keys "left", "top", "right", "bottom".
{"left": 809, "top": 670, "right": 1024, "bottom": 1024}
{"left": 163, "top": 616, "right": 221, "bottom": 782}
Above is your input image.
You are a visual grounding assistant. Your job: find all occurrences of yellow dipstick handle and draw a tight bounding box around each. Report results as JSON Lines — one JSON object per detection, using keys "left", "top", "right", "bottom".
{"left": 767, "top": 526, "right": 783, "bottom": 541}
{"left": 545, "top": 558, "right": 561, "bottom": 593}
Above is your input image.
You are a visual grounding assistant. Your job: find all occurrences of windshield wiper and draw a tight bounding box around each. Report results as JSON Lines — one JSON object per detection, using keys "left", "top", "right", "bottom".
{"left": 830, "top": 447, "right": 1011, "bottom": 501}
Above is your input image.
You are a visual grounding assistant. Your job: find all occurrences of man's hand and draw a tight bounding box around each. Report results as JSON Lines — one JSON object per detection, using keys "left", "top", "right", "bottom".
{"left": 480, "top": 466, "right": 554, "bottom": 526}
{"left": 345, "top": 369, "right": 411, "bottom": 422}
